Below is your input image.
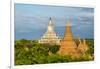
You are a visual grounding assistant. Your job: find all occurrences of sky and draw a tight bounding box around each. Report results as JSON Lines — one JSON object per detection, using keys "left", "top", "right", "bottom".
{"left": 15, "top": 3, "right": 94, "bottom": 40}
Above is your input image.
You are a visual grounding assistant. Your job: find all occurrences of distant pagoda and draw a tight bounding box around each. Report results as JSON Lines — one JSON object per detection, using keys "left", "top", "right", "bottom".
{"left": 78, "top": 37, "right": 89, "bottom": 53}
{"left": 58, "top": 21, "right": 89, "bottom": 57}
{"left": 38, "top": 18, "right": 60, "bottom": 45}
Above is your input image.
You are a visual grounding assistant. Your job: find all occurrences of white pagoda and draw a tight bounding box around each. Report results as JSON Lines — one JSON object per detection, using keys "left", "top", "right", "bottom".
{"left": 38, "top": 18, "right": 60, "bottom": 45}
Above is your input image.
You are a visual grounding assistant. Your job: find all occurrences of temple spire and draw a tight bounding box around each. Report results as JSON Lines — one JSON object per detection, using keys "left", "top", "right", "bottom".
{"left": 47, "top": 17, "right": 54, "bottom": 31}
{"left": 78, "top": 36, "right": 81, "bottom": 44}
{"left": 63, "top": 21, "right": 73, "bottom": 41}
{"left": 83, "top": 39, "right": 86, "bottom": 45}
{"left": 49, "top": 17, "right": 52, "bottom": 25}
{"left": 83, "top": 39, "right": 89, "bottom": 51}
{"left": 66, "top": 20, "right": 71, "bottom": 26}
{"left": 50, "top": 17, "right": 51, "bottom": 20}
{"left": 78, "top": 39, "right": 89, "bottom": 53}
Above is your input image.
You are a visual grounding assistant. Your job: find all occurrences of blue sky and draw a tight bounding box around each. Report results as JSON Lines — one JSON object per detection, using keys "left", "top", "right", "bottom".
{"left": 15, "top": 3, "right": 94, "bottom": 40}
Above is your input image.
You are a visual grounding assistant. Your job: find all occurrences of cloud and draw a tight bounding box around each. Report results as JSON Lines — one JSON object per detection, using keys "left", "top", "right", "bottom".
{"left": 15, "top": 4, "right": 94, "bottom": 39}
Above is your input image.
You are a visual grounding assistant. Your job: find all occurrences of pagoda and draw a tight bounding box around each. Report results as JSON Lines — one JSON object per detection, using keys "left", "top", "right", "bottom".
{"left": 38, "top": 18, "right": 60, "bottom": 45}
{"left": 78, "top": 38, "right": 89, "bottom": 53}
{"left": 58, "top": 21, "right": 80, "bottom": 56}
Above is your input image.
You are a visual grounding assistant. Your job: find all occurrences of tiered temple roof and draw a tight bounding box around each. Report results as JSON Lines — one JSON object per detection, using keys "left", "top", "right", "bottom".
{"left": 38, "top": 18, "right": 60, "bottom": 45}
{"left": 58, "top": 21, "right": 80, "bottom": 56}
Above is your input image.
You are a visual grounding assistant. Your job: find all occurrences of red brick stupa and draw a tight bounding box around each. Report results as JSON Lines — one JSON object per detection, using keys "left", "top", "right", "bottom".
{"left": 58, "top": 21, "right": 80, "bottom": 56}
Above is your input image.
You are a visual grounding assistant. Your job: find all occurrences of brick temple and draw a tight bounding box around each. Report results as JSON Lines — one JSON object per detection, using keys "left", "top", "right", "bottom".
{"left": 58, "top": 21, "right": 88, "bottom": 57}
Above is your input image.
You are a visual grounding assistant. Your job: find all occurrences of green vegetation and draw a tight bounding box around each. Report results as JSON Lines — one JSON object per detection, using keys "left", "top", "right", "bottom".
{"left": 15, "top": 39, "right": 94, "bottom": 65}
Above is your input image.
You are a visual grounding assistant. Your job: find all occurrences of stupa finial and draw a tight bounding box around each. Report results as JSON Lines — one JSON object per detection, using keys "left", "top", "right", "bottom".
{"left": 66, "top": 20, "right": 71, "bottom": 26}
{"left": 50, "top": 17, "right": 51, "bottom": 20}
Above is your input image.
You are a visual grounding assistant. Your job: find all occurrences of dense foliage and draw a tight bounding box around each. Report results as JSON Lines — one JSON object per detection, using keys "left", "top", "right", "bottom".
{"left": 15, "top": 39, "right": 94, "bottom": 65}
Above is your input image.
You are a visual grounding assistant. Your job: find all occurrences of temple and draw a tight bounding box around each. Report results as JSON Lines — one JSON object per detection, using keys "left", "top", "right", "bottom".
{"left": 58, "top": 21, "right": 80, "bottom": 56}
{"left": 38, "top": 18, "right": 60, "bottom": 45}
{"left": 78, "top": 38, "right": 89, "bottom": 53}
{"left": 39, "top": 18, "right": 89, "bottom": 57}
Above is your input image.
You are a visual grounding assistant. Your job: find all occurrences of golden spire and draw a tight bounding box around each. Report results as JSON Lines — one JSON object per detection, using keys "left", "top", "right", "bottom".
{"left": 78, "top": 36, "right": 82, "bottom": 44}
{"left": 83, "top": 39, "right": 89, "bottom": 51}
{"left": 83, "top": 39, "right": 86, "bottom": 45}
{"left": 63, "top": 21, "right": 73, "bottom": 41}
{"left": 66, "top": 20, "right": 71, "bottom": 26}
{"left": 78, "top": 38, "right": 89, "bottom": 53}
{"left": 66, "top": 21, "right": 72, "bottom": 33}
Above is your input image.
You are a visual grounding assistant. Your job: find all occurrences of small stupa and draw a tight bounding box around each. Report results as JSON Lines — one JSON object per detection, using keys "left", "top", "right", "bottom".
{"left": 78, "top": 38, "right": 89, "bottom": 53}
